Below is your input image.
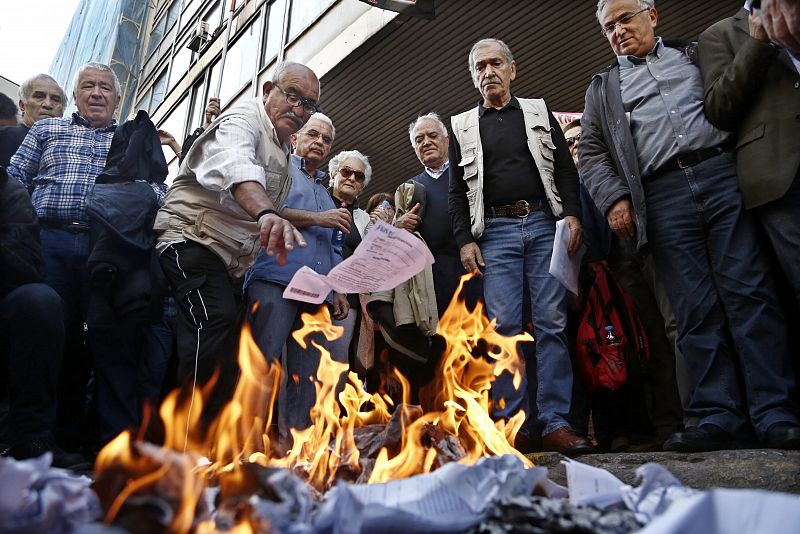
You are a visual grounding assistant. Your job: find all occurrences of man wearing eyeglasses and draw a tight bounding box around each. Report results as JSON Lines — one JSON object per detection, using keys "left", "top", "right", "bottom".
{"left": 580, "top": 0, "right": 800, "bottom": 452}
{"left": 154, "top": 61, "right": 319, "bottom": 427}
{"left": 243, "top": 112, "right": 350, "bottom": 437}
{"left": 448, "top": 39, "right": 591, "bottom": 456}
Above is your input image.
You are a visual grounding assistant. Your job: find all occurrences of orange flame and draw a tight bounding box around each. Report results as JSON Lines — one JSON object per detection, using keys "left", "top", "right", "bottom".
{"left": 95, "top": 273, "right": 533, "bottom": 529}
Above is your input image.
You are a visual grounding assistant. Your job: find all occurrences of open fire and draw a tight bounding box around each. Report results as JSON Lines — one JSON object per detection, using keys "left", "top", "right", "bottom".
{"left": 93, "top": 275, "right": 534, "bottom": 532}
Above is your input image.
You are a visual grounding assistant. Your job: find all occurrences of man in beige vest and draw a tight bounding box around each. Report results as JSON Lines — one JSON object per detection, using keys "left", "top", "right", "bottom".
{"left": 155, "top": 62, "right": 319, "bottom": 424}
{"left": 448, "top": 38, "right": 592, "bottom": 456}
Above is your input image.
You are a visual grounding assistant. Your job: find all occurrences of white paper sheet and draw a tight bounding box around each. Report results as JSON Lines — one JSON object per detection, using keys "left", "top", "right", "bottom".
{"left": 563, "top": 458, "right": 625, "bottom": 507}
{"left": 549, "top": 219, "right": 585, "bottom": 296}
{"left": 283, "top": 220, "right": 434, "bottom": 304}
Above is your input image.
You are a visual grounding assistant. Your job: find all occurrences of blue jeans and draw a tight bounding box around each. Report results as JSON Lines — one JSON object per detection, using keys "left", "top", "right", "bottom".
{"left": 40, "top": 228, "right": 92, "bottom": 450}
{"left": 479, "top": 212, "right": 572, "bottom": 436}
{"left": 246, "top": 280, "right": 333, "bottom": 438}
{"left": 644, "top": 151, "right": 799, "bottom": 436}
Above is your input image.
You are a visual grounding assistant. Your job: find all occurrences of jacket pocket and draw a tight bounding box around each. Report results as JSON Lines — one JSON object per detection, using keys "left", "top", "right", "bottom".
{"left": 735, "top": 123, "right": 765, "bottom": 149}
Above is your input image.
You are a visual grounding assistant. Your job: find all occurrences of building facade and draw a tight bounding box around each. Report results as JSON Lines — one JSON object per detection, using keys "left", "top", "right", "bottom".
{"left": 50, "top": 0, "right": 152, "bottom": 119}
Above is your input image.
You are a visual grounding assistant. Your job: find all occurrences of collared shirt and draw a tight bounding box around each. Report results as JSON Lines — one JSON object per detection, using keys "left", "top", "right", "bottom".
{"left": 155, "top": 98, "right": 290, "bottom": 277}
{"left": 618, "top": 38, "right": 730, "bottom": 177}
{"left": 244, "top": 154, "right": 340, "bottom": 302}
{"left": 424, "top": 161, "right": 449, "bottom": 179}
{"left": 8, "top": 113, "right": 116, "bottom": 222}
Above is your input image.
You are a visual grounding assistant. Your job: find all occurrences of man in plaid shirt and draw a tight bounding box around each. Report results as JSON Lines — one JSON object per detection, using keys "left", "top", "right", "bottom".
{"left": 6, "top": 62, "right": 166, "bottom": 454}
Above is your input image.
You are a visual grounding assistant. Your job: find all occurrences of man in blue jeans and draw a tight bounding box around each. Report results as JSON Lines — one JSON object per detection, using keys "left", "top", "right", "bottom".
{"left": 580, "top": 0, "right": 800, "bottom": 451}
{"left": 448, "top": 38, "right": 592, "bottom": 456}
{"left": 244, "top": 112, "right": 350, "bottom": 439}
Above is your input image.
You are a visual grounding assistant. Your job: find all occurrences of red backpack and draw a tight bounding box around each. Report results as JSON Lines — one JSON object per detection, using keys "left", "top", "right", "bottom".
{"left": 574, "top": 262, "right": 650, "bottom": 392}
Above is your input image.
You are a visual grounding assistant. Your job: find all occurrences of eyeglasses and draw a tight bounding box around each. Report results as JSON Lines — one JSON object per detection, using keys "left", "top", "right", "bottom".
{"left": 299, "top": 128, "right": 333, "bottom": 145}
{"left": 274, "top": 84, "right": 320, "bottom": 115}
{"left": 566, "top": 133, "right": 581, "bottom": 147}
{"left": 338, "top": 166, "right": 366, "bottom": 182}
{"left": 600, "top": 7, "right": 649, "bottom": 36}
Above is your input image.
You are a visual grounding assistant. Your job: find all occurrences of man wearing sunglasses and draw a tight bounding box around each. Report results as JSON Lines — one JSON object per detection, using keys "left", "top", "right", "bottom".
{"left": 155, "top": 61, "right": 319, "bottom": 427}
{"left": 580, "top": 0, "right": 800, "bottom": 452}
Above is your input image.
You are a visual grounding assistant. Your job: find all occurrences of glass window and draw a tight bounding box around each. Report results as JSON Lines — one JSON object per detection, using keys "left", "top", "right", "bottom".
{"left": 147, "top": 13, "right": 167, "bottom": 57}
{"left": 151, "top": 69, "right": 169, "bottom": 111}
{"left": 166, "top": 0, "right": 181, "bottom": 30}
{"left": 219, "top": 14, "right": 262, "bottom": 104}
{"left": 263, "top": 0, "right": 287, "bottom": 64}
{"left": 208, "top": 57, "right": 222, "bottom": 102}
{"left": 159, "top": 94, "right": 190, "bottom": 184}
{"left": 204, "top": 1, "right": 222, "bottom": 34}
{"left": 181, "top": 0, "right": 202, "bottom": 30}
{"left": 134, "top": 88, "right": 152, "bottom": 114}
{"left": 288, "top": 0, "right": 332, "bottom": 40}
{"left": 169, "top": 40, "right": 192, "bottom": 92}
{"left": 189, "top": 80, "right": 208, "bottom": 132}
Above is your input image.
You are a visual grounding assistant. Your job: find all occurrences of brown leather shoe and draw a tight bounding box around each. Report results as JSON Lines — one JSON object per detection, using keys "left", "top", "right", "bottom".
{"left": 541, "top": 427, "right": 596, "bottom": 457}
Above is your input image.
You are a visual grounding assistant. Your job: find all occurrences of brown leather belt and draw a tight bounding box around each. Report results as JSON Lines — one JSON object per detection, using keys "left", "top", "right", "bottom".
{"left": 485, "top": 199, "right": 544, "bottom": 218}
{"left": 654, "top": 145, "right": 729, "bottom": 175}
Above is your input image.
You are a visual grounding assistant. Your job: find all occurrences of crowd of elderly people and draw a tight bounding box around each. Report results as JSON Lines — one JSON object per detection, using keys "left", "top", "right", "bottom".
{"left": 1, "top": 0, "right": 799, "bottom": 468}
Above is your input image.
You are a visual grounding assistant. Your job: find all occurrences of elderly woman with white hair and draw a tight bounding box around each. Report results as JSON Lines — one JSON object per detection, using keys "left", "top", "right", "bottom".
{"left": 326, "top": 150, "right": 373, "bottom": 366}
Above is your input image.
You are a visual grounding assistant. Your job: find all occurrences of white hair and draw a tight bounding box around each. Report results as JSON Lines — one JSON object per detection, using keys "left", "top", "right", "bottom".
{"left": 596, "top": 0, "right": 654, "bottom": 25}
{"left": 19, "top": 74, "right": 66, "bottom": 105}
{"left": 329, "top": 149, "right": 372, "bottom": 187}
{"left": 73, "top": 62, "right": 121, "bottom": 97}
{"left": 468, "top": 38, "right": 514, "bottom": 81}
{"left": 272, "top": 61, "right": 321, "bottom": 100}
{"left": 304, "top": 111, "right": 335, "bottom": 139}
{"left": 408, "top": 112, "right": 447, "bottom": 146}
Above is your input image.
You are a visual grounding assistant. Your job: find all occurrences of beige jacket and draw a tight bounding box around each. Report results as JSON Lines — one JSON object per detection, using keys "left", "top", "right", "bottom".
{"left": 154, "top": 98, "right": 290, "bottom": 278}
{"left": 450, "top": 98, "right": 562, "bottom": 240}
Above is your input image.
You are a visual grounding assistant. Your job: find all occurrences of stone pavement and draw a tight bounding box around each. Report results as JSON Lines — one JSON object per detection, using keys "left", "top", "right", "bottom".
{"left": 530, "top": 449, "right": 800, "bottom": 495}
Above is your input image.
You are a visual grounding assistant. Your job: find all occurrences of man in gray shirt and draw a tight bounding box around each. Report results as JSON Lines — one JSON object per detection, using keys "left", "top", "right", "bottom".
{"left": 580, "top": 0, "right": 800, "bottom": 451}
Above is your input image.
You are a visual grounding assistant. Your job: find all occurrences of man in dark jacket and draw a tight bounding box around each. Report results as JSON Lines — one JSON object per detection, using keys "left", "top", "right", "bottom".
{"left": 0, "top": 168, "right": 85, "bottom": 468}
{"left": 699, "top": 5, "right": 800, "bottom": 321}
{"left": 580, "top": 0, "right": 800, "bottom": 451}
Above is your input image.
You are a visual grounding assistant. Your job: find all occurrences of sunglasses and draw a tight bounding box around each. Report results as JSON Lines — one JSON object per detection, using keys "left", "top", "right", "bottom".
{"left": 338, "top": 166, "right": 366, "bottom": 182}
{"left": 566, "top": 133, "right": 581, "bottom": 147}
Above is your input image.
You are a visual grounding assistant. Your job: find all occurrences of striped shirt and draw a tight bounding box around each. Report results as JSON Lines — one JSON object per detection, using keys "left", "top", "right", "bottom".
{"left": 7, "top": 112, "right": 166, "bottom": 222}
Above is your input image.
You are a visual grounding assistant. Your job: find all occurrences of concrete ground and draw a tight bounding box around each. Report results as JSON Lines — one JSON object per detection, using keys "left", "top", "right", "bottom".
{"left": 529, "top": 449, "right": 800, "bottom": 495}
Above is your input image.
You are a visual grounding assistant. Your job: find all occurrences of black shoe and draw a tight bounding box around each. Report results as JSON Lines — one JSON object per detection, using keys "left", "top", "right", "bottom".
{"left": 11, "top": 437, "right": 91, "bottom": 469}
{"left": 764, "top": 423, "right": 800, "bottom": 450}
{"left": 662, "top": 424, "right": 738, "bottom": 452}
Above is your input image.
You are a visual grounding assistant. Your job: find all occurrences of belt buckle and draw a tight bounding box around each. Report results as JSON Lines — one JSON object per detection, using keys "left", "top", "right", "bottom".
{"left": 676, "top": 155, "right": 690, "bottom": 170}
{"left": 514, "top": 200, "right": 530, "bottom": 218}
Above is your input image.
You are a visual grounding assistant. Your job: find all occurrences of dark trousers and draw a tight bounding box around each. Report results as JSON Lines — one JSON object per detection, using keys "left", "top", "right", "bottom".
{"left": 607, "top": 237, "right": 684, "bottom": 438}
{"left": 0, "top": 284, "right": 64, "bottom": 445}
{"left": 159, "top": 241, "right": 242, "bottom": 429}
{"left": 40, "top": 228, "right": 92, "bottom": 451}
{"left": 88, "top": 319, "right": 144, "bottom": 446}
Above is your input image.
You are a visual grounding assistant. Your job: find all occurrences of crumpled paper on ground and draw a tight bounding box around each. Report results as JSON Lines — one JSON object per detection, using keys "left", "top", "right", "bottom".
{"left": 0, "top": 453, "right": 101, "bottom": 533}
{"left": 313, "top": 455, "right": 548, "bottom": 534}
